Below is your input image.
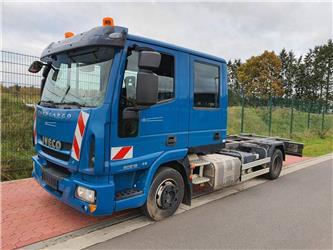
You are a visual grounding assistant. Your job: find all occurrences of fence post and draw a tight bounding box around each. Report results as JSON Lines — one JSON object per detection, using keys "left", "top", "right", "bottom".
{"left": 268, "top": 96, "right": 272, "bottom": 136}
{"left": 307, "top": 102, "right": 311, "bottom": 130}
{"left": 290, "top": 98, "right": 294, "bottom": 136}
{"left": 240, "top": 91, "right": 245, "bottom": 133}
{"left": 322, "top": 57, "right": 331, "bottom": 132}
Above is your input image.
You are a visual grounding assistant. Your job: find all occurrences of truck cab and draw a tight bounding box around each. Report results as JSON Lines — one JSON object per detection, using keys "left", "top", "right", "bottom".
{"left": 30, "top": 18, "right": 302, "bottom": 220}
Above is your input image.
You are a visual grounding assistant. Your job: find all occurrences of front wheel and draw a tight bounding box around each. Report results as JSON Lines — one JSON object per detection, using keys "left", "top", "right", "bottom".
{"left": 142, "top": 167, "right": 184, "bottom": 221}
{"left": 265, "top": 149, "right": 283, "bottom": 180}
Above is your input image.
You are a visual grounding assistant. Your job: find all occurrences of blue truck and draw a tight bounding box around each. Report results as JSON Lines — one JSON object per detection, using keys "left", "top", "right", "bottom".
{"left": 29, "top": 17, "right": 303, "bottom": 221}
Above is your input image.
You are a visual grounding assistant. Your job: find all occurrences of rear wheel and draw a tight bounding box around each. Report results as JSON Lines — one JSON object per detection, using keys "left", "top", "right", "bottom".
{"left": 142, "top": 167, "right": 184, "bottom": 221}
{"left": 265, "top": 149, "right": 283, "bottom": 180}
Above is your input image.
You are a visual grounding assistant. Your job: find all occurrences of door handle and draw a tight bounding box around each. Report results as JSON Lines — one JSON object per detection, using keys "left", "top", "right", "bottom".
{"left": 166, "top": 135, "right": 177, "bottom": 146}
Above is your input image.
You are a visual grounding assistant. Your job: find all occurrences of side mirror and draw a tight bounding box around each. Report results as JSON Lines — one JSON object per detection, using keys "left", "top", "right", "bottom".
{"left": 138, "top": 51, "right": 161, "bottom": 70}
{"left": 136, "top": 51, "right": 161, "bottom": 106}
{"left": 136, "top": 71, "right": 158, "bottom": 106}
{"left": 28, "top": 61, "right": 44, "bottom": 73}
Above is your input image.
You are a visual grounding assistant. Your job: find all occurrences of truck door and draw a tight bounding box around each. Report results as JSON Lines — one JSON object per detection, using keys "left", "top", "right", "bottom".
{"left": 110, "top": 42, "right": 189, "bottom": 175}
{"left": 188, "top": 56, "right": 227, "bottom": 150}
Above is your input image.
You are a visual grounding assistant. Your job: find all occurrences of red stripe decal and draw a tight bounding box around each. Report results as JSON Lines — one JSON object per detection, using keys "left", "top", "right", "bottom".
{"left": 77, "top": 113, "right": 85, "bottom": 136}
{"left": 113, "top": 146, "right": 132, "bottom": 160}
{"left": 73, "top": 136, "right": 80, "bottom": 159}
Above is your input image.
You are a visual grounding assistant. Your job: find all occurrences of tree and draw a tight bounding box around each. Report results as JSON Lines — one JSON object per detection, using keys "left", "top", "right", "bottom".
{"left": 237, "top": 51, "right": 284, "bottom": 98}
{"left": 293, "top": 40, "right": 333, "bottom": 105}
{"left": 227, "top": 59, "right": 242, "bottom": 105}
{"left": 321, "top": 39, "right": 333, "bottom": 111}
{"left": 279, "top": 48, "right": 297, "bottom": 98}
{"left": 227, "top": 59, "right": 242, "bottom": 94}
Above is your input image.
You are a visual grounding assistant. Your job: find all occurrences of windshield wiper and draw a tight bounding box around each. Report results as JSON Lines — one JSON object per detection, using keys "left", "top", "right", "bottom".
{"left": 39, "top": 100, "right": 57, "bottom": 108}
{"left": 60, "top": 85, "right": 71, "bottom": 103}
{"left": 60, "top": 101, "right": 92, "bottom": 108}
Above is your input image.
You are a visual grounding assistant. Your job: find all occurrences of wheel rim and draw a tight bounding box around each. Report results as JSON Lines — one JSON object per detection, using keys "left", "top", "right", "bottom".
{"left": 156, "top": 179, "right": 179, "bottom": 210}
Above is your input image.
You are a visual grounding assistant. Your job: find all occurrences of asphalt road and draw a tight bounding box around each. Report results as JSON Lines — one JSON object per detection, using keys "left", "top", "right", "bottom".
{"left": 88, "top": 160, "right": 332, "bottom": 249}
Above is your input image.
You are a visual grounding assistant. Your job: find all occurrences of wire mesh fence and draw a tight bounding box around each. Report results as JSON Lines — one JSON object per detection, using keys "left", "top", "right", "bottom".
{"left": 1, "top": 51, "right": 41, "bottom": 180}
{"left": 0, "top": 50, "right": 332, "bottom": 181}
{"left": 227, "top": 96, "right": 332, "bottom": 138}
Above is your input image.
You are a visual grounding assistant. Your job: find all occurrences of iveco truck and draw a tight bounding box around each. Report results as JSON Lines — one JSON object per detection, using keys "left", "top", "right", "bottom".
{"left": 29, "top": 17, "right": 303, "bottom": 220}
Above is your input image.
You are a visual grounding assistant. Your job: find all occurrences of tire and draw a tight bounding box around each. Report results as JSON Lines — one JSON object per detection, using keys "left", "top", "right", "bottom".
{"left": 265, "top": 149, "right": 283, "bottom": 180}
{"left": 142, "top": 167, "right": 184, "bottom": 221}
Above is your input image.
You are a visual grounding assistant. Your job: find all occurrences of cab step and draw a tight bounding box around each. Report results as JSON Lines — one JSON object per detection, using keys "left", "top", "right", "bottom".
{"left": 188, "top": 154, "right": 212, "bottom": 186}
{"left": 191, "top": 175, "right": 210, "bottom": 185}
{"left": 189, "top": 159, "right": 211, "bottom": 168}
{"left": 115, "top": 189, "right": 143, "bottom": 200}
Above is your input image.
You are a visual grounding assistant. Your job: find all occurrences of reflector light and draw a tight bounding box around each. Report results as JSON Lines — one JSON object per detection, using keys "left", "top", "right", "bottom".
{"left": 89, "top": 204, "right": 97, "bottom": 213}
{"left": 64, "top": 32, "right": 74, "bottom": 38}
{"left": 103, "top": 17, "right": 114, "bottom": 26}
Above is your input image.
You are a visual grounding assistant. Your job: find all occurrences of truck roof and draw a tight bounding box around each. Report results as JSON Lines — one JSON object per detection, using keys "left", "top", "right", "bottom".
{"left": 41, "top": 25, "right": 226, "bottom": 64}
{"left": 127, "top": 34, "right": 227, "bottom": 64}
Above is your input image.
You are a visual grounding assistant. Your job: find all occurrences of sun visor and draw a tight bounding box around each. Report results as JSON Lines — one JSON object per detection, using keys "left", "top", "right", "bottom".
{"left": 41, "top": 26, "right": 128, "bottom": 59}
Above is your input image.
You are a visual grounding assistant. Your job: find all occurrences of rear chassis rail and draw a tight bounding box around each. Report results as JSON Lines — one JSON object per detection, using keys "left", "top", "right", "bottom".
{"left": 226, "top": 133, "right": 304, "bottom": 157}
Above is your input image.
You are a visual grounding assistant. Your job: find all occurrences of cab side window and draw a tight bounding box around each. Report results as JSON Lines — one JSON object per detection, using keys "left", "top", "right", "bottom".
{"left": 122, "top": 50, "right": 175, "bottom": 107}
{"left": 193, "top": 61, "right": 220, "bottom": 108}
{"left": 118, "top": 49, "right": 175, "bottom": 137}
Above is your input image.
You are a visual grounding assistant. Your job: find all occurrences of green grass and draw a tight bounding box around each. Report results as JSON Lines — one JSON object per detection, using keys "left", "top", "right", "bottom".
{"left": 1, "top": 91, "right": 332, "bottom": 181}
{"left": 1, "top": 92, "right": 36, "bottom": 181}
{"left": 292, "top": 133, "right": 333, "bottom": 157}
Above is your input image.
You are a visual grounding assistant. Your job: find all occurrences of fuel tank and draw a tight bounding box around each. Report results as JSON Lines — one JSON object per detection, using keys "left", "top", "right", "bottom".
{"left": 200, "top": 154, "right": 241, "bottom": 190}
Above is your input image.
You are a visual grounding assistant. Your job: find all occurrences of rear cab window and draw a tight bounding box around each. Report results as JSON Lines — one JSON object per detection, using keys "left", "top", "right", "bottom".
{"left": 193, "top": 61, "right": 220, "bottom": 108}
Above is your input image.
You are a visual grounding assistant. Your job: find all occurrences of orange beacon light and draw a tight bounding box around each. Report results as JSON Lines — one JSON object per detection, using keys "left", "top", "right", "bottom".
{"left": 64, "top": 32, "right": 74, "bottom": 38}
{"left": 103, "top": 17, "right": 114, "bottom": 26}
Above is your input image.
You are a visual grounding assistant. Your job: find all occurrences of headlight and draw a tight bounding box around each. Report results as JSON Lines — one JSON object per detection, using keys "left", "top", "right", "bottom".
{"left": 75, "top": 186, "right": 96, "bottom": 203}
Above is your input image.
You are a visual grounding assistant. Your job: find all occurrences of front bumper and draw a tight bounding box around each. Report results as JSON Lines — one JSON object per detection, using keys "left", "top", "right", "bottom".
{"left": 32, "top": 155, "right": 115, "bottom": 216}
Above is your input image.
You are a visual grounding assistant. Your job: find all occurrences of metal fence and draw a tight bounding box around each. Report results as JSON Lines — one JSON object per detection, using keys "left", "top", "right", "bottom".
{"left": 227, "top": 95, "right": 332, "bottom": 137}
{"left": 1, "top": 51, "right": 41, "bottom": 181}
{"left": 1, "top": 50, "right": 332, "bottom": 181}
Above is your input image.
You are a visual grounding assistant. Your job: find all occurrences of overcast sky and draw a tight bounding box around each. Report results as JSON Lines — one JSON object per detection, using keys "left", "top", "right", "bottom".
{"left": 1, "top": 1, "right": 332, "bottom": 61}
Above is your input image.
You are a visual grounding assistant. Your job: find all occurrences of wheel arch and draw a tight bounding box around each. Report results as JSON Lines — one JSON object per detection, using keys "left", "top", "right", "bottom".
{"left": 274, "top": 144, "right": 286, "bottom": 161}
{"left": 267, "top": 142, "right": 286, "bottom": 161}
{"left": 143, "top": 149, "right": 191, "bottom": 206}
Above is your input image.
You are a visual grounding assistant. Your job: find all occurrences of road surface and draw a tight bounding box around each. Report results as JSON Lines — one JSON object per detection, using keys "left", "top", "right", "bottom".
{"left": 87, "top": 159, "right": 332, "bottom": 249}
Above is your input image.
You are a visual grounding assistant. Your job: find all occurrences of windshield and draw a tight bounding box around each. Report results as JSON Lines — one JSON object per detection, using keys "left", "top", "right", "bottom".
{"left": 41, "top": 47, "right": 115, "bottom": 107}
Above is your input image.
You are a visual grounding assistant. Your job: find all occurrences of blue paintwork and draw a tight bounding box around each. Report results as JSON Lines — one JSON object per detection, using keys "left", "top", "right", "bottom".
{"left": 32, "top": 26, "right": 227, "bottom": 216}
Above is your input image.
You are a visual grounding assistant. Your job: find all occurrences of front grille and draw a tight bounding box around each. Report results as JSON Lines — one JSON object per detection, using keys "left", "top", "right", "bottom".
{"left": 61, "top": 142, "right": 72, "bottom": 151}
{"left": 42, "top": 168, "right": 58, "bottom": 190}
{"left": 42, "top": 162, "right": 70, "bottom": 191}
{"left": 46, "top": 161, "right": 71, "bottom": 176}
{"left": 41, "top": 146, "right": 71, "bottom": 161}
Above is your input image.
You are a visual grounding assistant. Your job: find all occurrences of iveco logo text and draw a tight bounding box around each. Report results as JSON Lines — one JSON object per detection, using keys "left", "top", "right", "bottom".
{"left": 42, "top": 136, "right": 62, "bottom": 150}
{"left": 37, "top": 110, "right": 72, "bottom": 120}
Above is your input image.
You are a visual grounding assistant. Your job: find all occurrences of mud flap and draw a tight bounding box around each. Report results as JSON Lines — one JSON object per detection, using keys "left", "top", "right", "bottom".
{"left": 283, "top": 141, "right": 304, "bottom": 157}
